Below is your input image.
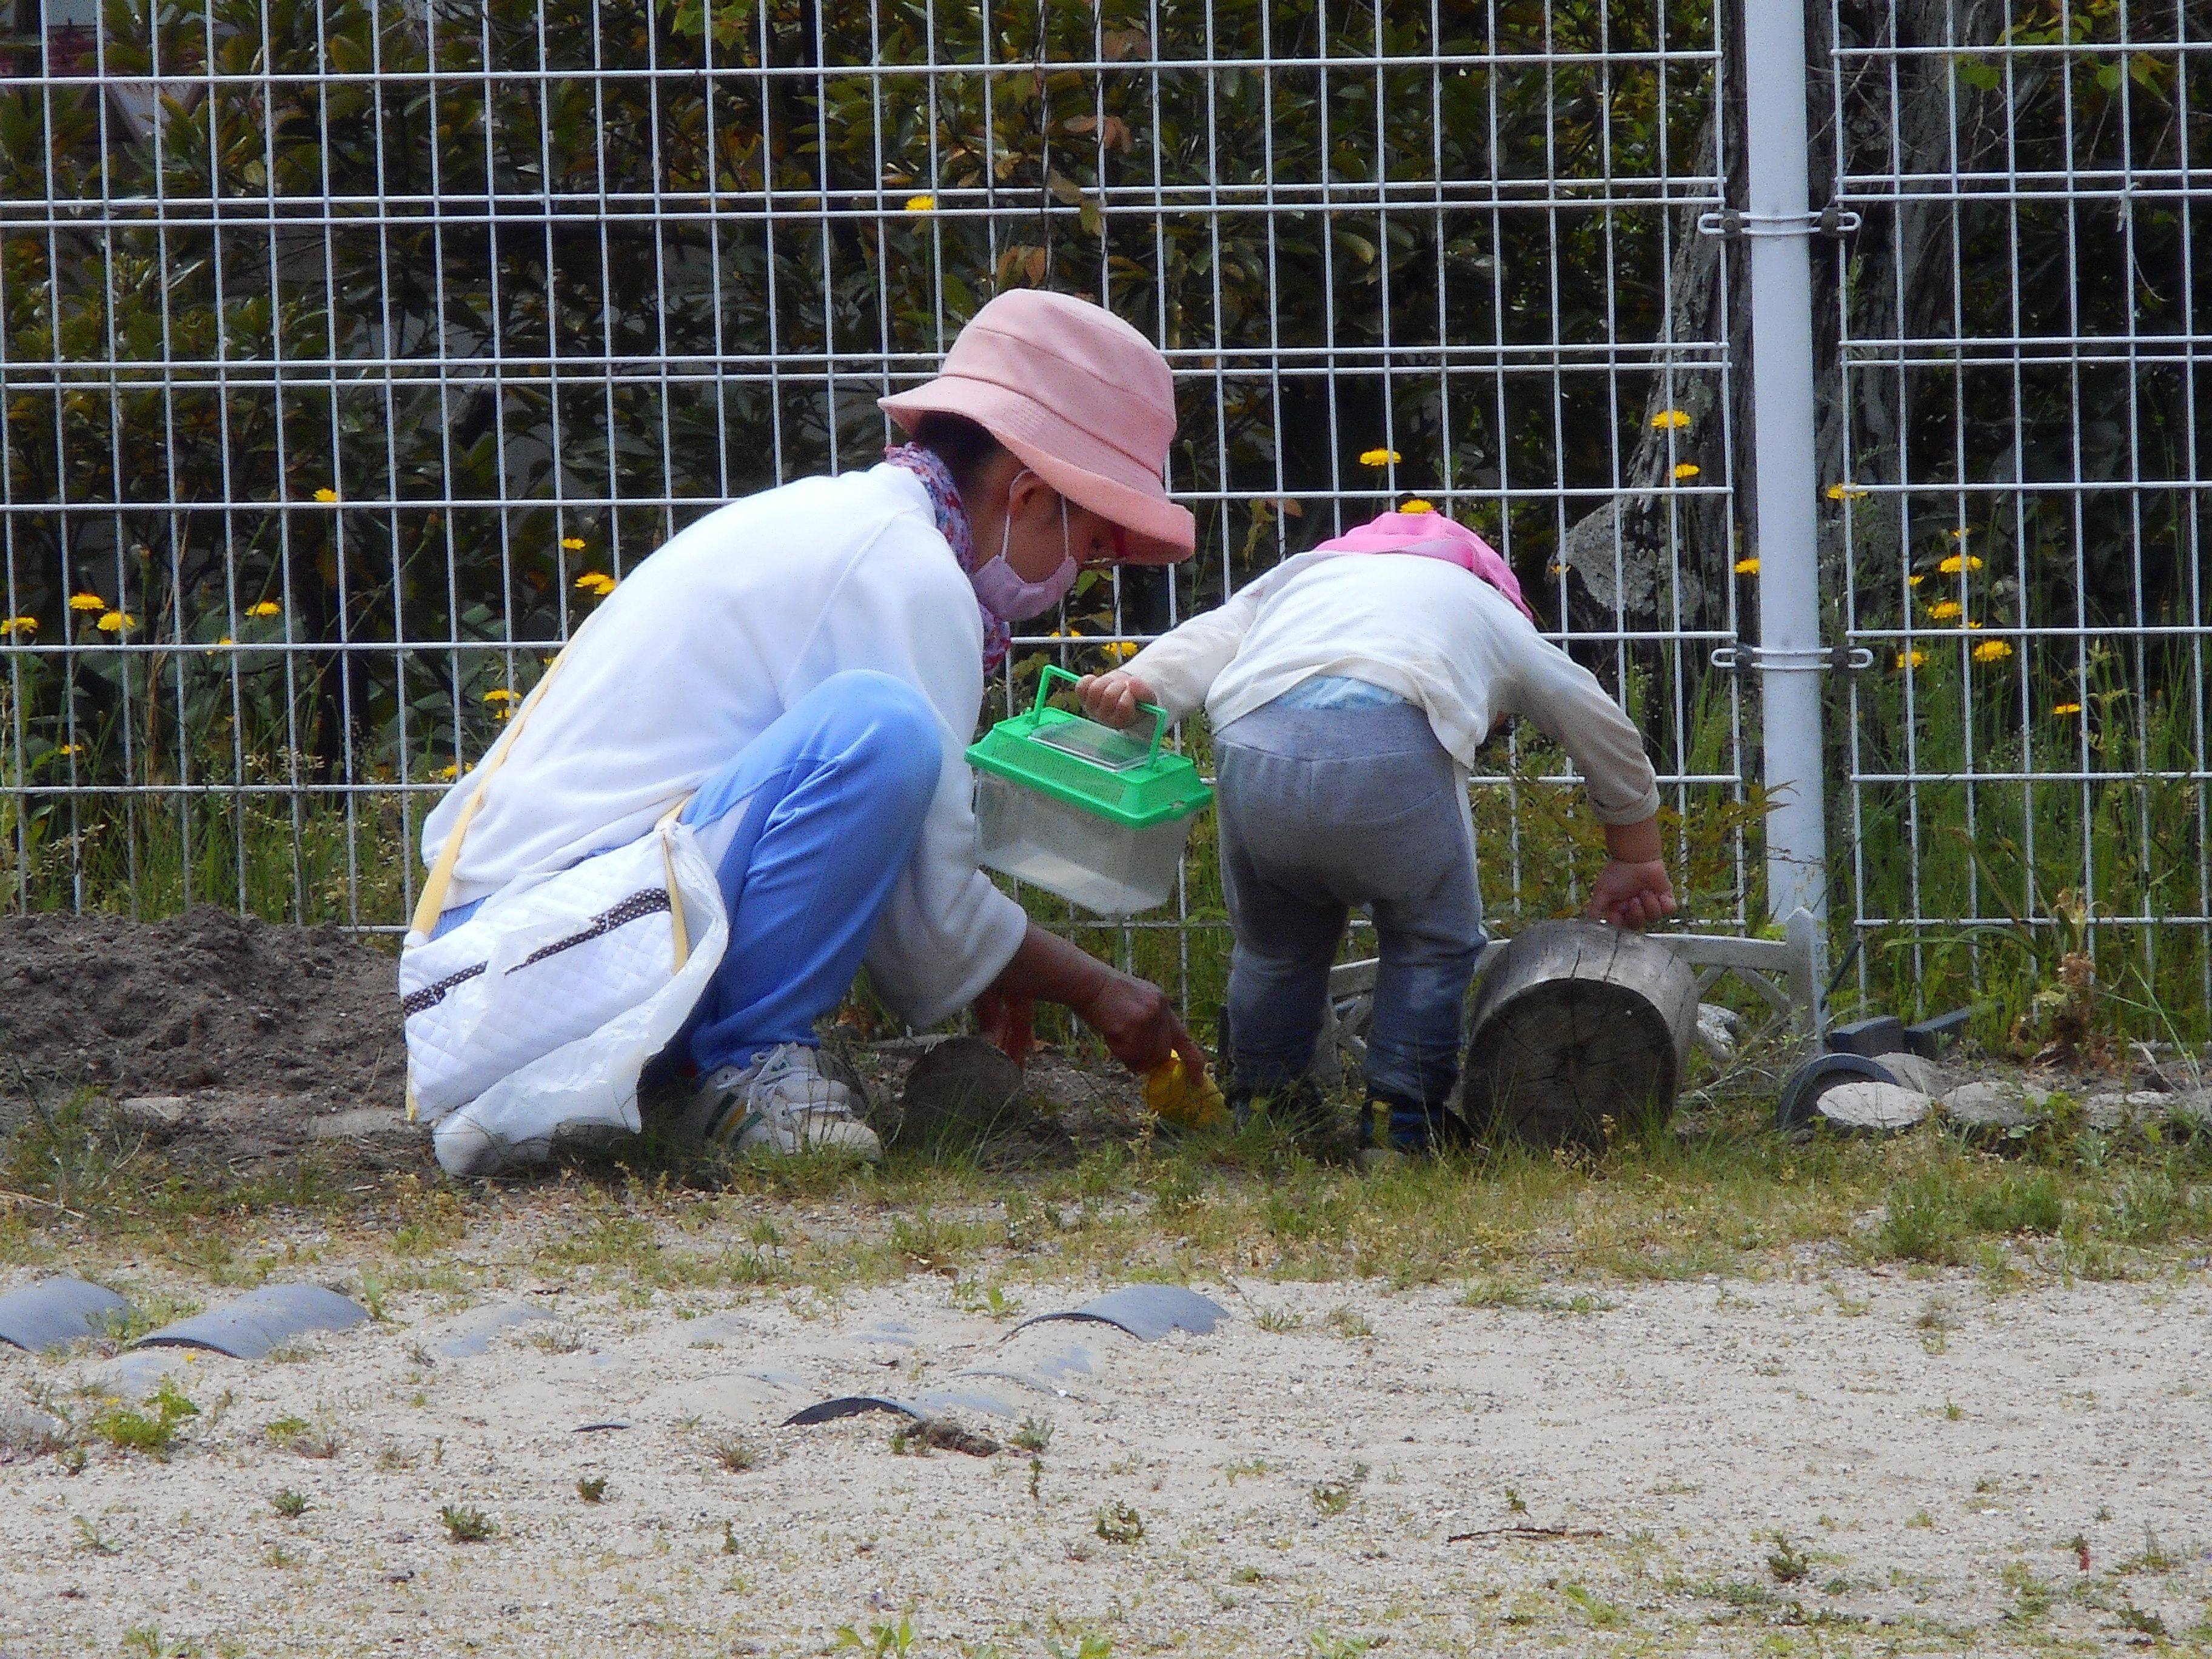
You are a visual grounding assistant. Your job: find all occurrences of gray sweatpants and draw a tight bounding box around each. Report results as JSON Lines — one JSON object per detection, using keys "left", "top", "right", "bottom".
{"left": 1215, "top": 695, "right": 1485, "bottom": 1110}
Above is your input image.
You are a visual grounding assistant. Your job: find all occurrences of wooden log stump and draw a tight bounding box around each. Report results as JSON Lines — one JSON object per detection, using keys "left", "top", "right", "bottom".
{"left": 1462, "top": 921, "right": 1700, "bottom": 1149}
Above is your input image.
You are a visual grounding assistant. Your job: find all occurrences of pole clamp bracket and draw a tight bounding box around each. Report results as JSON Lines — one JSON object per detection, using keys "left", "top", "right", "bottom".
{"left": 1697, "top": 203, "right": 1862, "bottom": 240}
{"left": 1711, "top": 642, "right": 1874, "bottom": 674}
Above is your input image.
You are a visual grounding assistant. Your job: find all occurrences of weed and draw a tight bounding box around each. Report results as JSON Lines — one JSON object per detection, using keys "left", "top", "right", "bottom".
{"left": 711, "top": 1436, "right": 762, "bottom": 1473}
{"left": 1768, "top": 1534, "right": 1811, "bottom": 1584}
{"left": 1252, "top": 1305, "right": 1304, "bottom": 1333}
{"left": 1968, "top": 1171, "right": 2065, "bottom": 1235}
{"left": 1906, "top": 1509, "right": 1936, "bottom": 1529}
{"left": 1009, "top": 1416, "right": 1054, "bottom": 1454}
{"left": 1822, "top": 1576, "right": 1851, "bottom": 1596}
{"left": 2116, "top": 1603, "right": 2170, "bottom": 1638}
{"left": 722, "top": 1520, "right": 740, "bottom": 1555}
{"left": 1943, "top": 1398, "right": 1964, "bottom": 1420}
{"left": 1095, "top": 1501, "right": 1144, "bottom": 1544}
{"left": 1306, "top": 1633, "right": 1373, "bottom": 1658}
{"left": 1028, "top": 1456, "right": 1044, "bottom": 1501}
{"left": 261, "top": 1543, "right": 298, "bottom": 1569}
{"left": 1310, "top": 1479, "right": 1355, "bottom": 1517}
{"left": 575, "top": 1475, "right": 608, "bottom": 1503}
{"left": 1321, "top": 1305, "right": 1373, "bottom": 1339}
{"left": 73, "top": 1513, "right": 119, "bottom": 1555}
{"left": 950, "top": 1279, "right": 1023, "bottom": 1320}
{"left": 270, "top": 1489, "right": 307, "bottom": 1520}
{"left": 2120, "top": 1525, "right": 2179, "bottom": 1573}
{"left": 2000, "top": 1561, "right": 2054, "bottom": 1621}
{"left": 121, "top": 1629, "right": 194, "bottom": 1659}
{"left": 1043, "top": 1634, "right": 1111, "bottom": 1659}
{"left": 376, "top": 1444, "right": 416, "bottom": 1472}
{"left": 1560, "top": 1582, "right": 1627, "bottom": 1628}
{"left": 1504, "top": 1486, "right": 1528, "bottom": 1514}
{"left": 919, "top": 1416, "right": 1001, "bottom": 1458}
{"left": 1230, "top": 1565, "right": 1264, "bottom": 1584}
{"left": 438, "top": 1503, "right": 496, "bottom": 1544}
{"left": 834, "top": 1617, "right": 916, "bottom": 1656}
{"left": 1223, "top": 1458, "right": 1270, "bottom": 1486}
{"left": 526, "top": 1325, "right": 584, "bottom": 1355}
{"left": 262, "top": 1415, "right": 309, "bottom": 1444}
{"left": 89, "top": 1378, "right": 199, "bottom": 1458}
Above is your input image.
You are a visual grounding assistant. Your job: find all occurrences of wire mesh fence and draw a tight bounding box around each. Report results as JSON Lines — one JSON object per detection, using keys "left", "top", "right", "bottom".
{"left": 5, "top": 0, "right": 2202, "bottom": 1035}
{"left": 1826, "top": 1, "right": 2212, "bottom": 1036}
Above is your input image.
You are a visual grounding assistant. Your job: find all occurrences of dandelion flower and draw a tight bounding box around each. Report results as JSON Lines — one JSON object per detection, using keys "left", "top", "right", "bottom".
{"left": 69, "top": 592, "right": 106, "bottom": 612}
{"left": 1734, "top": 557, "right": 1760, "bottom": 576}
{"left": 2053, "top": 701, "right": 2083, "bottom": 717}
{"left": 1358, "top": 447, "right": 1401, "bottom": 468}
{"left": 1938, "top": 553, "right": 1984, "bottom": 575}
{"left": 96, "top": 611, "right": 134, "bottom": 634}
{"left": 1651, "top": 409, "right": 1691, "bottom": 429}
{"left": 1104, "top": 640, "right": 1140, "bottom": 661}
{"left": 246, "top": 600, "right": 282, "bottom": 618}
{"left": 1908, "top": 573, "right": 1926, "bottom": 587}
{"left": 438, "top": 763, "right": 460, "bottom": 781}
{"left": 55, "top": 742, "right": 84, "bottom": 757}
{"left": 1972, "top": 638, "right": 2013, "bottom": 662}
{"left": 313, "top": 488, "right": 339, "bottom": 503}
{"left": 905, "top": 194, "right": 936, "bottom": 213}
{"left": 481, "top": 688, "right": 518, "bottom": 705}
{"left": 1826, "top": 483, "right": 1871, "bottom": 501}
{"left": 561, "top": 536, "right": 586, "bottom": 551}
{"left": 0, "top": 615, "right": 36, "bottom": 635}
{"left": 1894, "top": 649, "right": 1925, "bottom": 669}
{"left": 1927, "top": 599, "right": 1964, "bottom": 622}
{"left": 1398, "top": 498, "right": 1435, "bottom": 515}
{"left": 574, "top": 571, "right": 617, "bottom": 597}
{"left": 1674, "top": 463, "right": 1701, "bottom": 480}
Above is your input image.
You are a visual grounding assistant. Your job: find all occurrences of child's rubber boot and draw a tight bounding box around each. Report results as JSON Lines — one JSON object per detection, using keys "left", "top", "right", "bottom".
{"left": 1374, "top": 1090, "right": 1470, "bottom": 1156}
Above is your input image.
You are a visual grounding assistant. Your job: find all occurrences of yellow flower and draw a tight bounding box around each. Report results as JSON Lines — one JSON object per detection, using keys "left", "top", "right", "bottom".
{"left": 1398, "top": 499, "right": 1435, "bottom": 515}
{"left": 2053, "top": 702, "right": 2082, "bottom": 717}
{"left": 1908, "top": 573, "right": 1925, "bottom": 587}
{"left": 1358, "top": 447, "right": 1401, "bottom": 468}
{"left": 481, "top": 688, "right": 517, "bottom": 704}
{"left": 1102, "top": 640, "right": 1139, "bottom": 661}
{"left": 1926, "top": 600, "right": 1964, "bottom": 622}
{"left": 561, "top": 536, "right": 587, "bottom": 551}
{"left": 213, "top": 636, "right": 233, "bottom": 649}
{"left": 96, "top": 610, "right": 134, "bottom": 634}
{"left": 1651, "top": 409, "right": 1691, "bottom": 429}
{"left": 438, "top": 763, "right": 459, "bottom": 781}
{"left": 1938, "top": 554, "right": 1984, "bottom": 575}
{"left": 54, "top": 742, "right": 84, "bottom": 757}
{"left": 1673, "top": 463, "right": 1701, "bottom": 480}
{"left": 313, "top": 488, "right": 339, "bottom": 503}
{"left": 904, "top": 193, "right": 936, "bottom": 213}
{"left": 1826, "top": 483, "right": 1870, "bottom": 500}
{"left": 1894, "top": 649, "right": 1925, "bottom": 669}
{"left": 246, "top": 600, "right": 282, "bottom": 618}
{"left": 0, "top": 614, "right": 36, "bottom": 635}
{"left": 574, "top": 571, "right": 617, "bottom": 597}
{"left": 1949, "top": 528, "right": 1969, "bottom": 540}
{"left": 1734, "top": 557, "right": 1759, "bottom": 576}
{"left": 69, "top": 592, "right": 106, "bottom": 612}
{"left": 1972, "top": 639, "right": 2012, "bottom": 662}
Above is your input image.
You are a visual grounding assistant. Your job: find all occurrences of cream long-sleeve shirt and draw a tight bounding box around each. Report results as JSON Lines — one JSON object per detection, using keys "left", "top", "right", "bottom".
{"left": 1125, "top": 551, "right": 1662, "bottom": 825}
{"left": 419, "top": 464, "right": 1030, "bottom": 1026}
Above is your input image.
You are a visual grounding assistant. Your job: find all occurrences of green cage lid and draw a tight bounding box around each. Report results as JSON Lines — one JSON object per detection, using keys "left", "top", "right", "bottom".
{"left": 968, "top": 666, "right": 1213, "bottom": 829}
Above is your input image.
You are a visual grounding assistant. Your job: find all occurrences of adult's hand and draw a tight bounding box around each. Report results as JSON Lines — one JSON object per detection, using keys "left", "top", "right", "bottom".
{"left": 982, "top": 922, "right": 1208, "bottom": 1078}
{"left": 1074, "top": 669, "right": 1156, "bottom": 729}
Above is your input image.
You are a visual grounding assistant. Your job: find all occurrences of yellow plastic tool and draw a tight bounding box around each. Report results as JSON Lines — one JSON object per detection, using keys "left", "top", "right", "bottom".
{"left": 1145, "top": 1054, "right": 1230, "bottom": 1131}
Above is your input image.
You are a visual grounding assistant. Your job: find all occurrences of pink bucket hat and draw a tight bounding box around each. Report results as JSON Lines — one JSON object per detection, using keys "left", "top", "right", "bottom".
{"left": 1313, "top": 508, "right": 1537, "bottom": 623}
{"left": 879, "top": 290, "right": 1196, "bottom": 565}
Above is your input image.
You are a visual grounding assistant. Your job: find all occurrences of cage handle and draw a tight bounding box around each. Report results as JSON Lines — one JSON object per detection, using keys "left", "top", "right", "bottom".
{"left": 1036, "top": 663, "right": 1166, "bottom": 763}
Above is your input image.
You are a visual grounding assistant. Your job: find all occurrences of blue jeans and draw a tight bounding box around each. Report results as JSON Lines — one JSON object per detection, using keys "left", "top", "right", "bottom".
{"left": 437, "top": 669, "right": 941, "bottom": 1076}
{"left": 1215, "top": 691, "right": 1486, "bottom": 1147}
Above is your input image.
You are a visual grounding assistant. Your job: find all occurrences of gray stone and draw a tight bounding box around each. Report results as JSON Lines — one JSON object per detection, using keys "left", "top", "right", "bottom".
{"left": 1939, "top": 1079, "right": 2053, "bottom": 1130}
{"left": 306, "top": 1107, "right": 413, "bottom": 1141}
{"left": 1873, "top": 1052, "right": 1955, "bottom": 1096}
{"left": 1694, "top": 1002, "right": 1743, "bottom": 1063}
{"left": 1813, "top": 1081, "right": 1936, "bottom": 1134}
{"left": 113, "top": 1095, "right": 187, "bottom": 1139}
{"left": 0, "top": 1404, "right": 64, "bottom": 1453}
{"left": 2085, "top": 1090, "right": 2182, "bottom": 1132}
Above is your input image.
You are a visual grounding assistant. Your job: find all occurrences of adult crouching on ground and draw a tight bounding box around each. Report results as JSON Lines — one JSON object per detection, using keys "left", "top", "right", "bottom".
{"left": 415, "top": 290, "right": 1210, "bottom": 1176}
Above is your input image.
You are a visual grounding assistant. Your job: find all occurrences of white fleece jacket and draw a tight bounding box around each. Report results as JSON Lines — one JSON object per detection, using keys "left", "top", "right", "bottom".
{"left": 1125, "top": 551, "right": 1663, "bottom": 825}
{"left": 419, "top": 465, "right": 1030, "bottom": 1026}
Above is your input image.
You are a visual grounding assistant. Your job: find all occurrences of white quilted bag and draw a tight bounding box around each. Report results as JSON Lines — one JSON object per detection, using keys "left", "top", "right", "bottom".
{"left": 397, "top": 637, "right": 728, "bottom": 1150}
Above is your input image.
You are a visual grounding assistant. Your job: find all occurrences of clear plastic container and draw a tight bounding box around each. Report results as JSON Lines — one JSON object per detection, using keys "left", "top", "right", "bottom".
{"left": 974, "top": 770, "right": 1198, "bottom": 916}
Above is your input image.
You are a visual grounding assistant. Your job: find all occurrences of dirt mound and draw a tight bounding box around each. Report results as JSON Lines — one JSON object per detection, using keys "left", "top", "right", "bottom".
{"left": 0, "top": 907, "right": 404, "bottom": 1139}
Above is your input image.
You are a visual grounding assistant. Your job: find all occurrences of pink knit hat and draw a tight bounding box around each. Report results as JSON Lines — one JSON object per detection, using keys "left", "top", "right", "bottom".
{"left": 879, "top": 290, "right": 1196, "bottom": 564}
{"left": 1312, "top": 508, "right": 1537, "bottom": 623}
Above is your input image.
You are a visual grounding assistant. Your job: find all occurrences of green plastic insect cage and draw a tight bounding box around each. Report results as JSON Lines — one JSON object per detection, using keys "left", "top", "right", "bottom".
{"left": 967, "top": 665, "right": 1213, "bottom": 917}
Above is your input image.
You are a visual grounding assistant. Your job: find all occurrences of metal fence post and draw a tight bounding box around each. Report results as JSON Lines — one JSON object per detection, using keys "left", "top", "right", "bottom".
{"left": 1740, "top": 0, "right": 1831, "bottom": 933}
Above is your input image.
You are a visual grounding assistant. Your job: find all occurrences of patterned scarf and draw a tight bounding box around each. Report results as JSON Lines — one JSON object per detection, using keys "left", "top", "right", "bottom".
{"left": 882, "top": 441, "right": 1010, "bottom": 672}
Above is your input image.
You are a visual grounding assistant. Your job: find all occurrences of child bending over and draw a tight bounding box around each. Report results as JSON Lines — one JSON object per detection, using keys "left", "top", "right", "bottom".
{"left": 1078, "top": 508, "right": 1674, "bottom": 1153}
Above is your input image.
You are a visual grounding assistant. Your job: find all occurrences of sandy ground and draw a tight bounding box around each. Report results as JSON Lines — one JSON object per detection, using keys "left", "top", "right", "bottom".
{"left": 4, "top": 1256, "right": 2210, "bottom": 1657}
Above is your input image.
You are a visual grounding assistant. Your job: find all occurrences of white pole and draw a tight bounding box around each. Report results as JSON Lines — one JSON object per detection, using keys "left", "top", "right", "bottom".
{"left": 1741, "top": 0, "right": 1830, "bottom": 927}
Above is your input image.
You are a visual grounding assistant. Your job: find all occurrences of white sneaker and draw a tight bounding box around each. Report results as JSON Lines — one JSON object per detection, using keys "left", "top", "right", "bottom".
{"left": 683, "top": 1043, "right": 882, "bottom": 1162}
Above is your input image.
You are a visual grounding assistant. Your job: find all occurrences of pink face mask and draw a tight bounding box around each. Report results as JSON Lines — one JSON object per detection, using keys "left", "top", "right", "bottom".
{"left": 970, "top": 472, "right": 1078, "bottom": 622}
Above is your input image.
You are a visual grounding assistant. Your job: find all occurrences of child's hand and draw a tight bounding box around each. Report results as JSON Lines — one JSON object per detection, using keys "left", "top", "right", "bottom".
{"left": 1076, "top": 669, "right": 1156, "bottom": 728}
{"left": 1585, "top": 859, "right": 1677, "bottom": 930}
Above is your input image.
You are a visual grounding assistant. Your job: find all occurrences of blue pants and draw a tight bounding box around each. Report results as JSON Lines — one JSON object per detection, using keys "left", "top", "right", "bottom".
{"left": 1215, "top": 694, "right": 1485, "bottom": 1141}
{"left": 436, "top": 670, "right": 941, "bottom": 1076}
